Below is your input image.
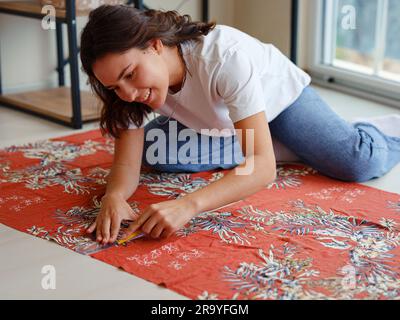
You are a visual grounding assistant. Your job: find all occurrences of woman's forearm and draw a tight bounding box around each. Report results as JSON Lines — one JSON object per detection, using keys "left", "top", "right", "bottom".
{"left": 104, "top": 164, "right": 140, "bottom": 201}
{"left": 184, "top": 155, "right": 277, "bottom": 214}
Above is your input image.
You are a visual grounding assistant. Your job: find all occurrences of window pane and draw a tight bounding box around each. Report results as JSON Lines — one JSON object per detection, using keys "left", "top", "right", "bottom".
{"left": 382, "top": 0, "right": 400, "bottom": 81}
{"left": 334, "top": 0, "right": 378, "bottom": 74}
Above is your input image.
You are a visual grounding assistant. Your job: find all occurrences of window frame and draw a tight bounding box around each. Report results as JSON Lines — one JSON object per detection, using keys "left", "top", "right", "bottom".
{"left": 306, "top": 0, "right": 400, "bottom": 107}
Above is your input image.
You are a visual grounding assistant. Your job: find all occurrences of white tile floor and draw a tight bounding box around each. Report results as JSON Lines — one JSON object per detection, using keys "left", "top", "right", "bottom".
{"left": 0, "top": 85, "right": 399, "bottom": 299}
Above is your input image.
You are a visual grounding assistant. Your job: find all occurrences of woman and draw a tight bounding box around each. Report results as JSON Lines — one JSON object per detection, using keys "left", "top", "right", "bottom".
{"left": 80, "top": 5, "right": 400, "bottom": 244}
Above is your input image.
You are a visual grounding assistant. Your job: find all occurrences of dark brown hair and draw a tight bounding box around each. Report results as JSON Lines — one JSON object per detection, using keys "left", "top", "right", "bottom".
{"left": 80, "top": 4, "right": 216, "bottom": 139}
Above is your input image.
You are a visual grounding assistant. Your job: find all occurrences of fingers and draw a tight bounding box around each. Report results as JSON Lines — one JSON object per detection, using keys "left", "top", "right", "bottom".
{"left": 101, "top": 217, "right": 111, "bottom": 245}
{"left": 150, "top": 223, "right": 164, "bottom": 239}
{"left": 160, "top": 229, "right": 173, "bottom": 239}
{"left": 123, "top": 209, "right": 152, "bottom": 237}
{"left": 90, "top": 211, "right": 124, "bottom": 244}
{"left": 96, "top": 218, "right": 103, "bottom": 243}
{"left": 89, "top": 207, "right": 174, "bottom": 243}
{"left": 91, "top": 196, "right": 135, "bottom": 244}
{"left": 128, "top": 209, "right": 140, "bottom": 221}
{"left": 141, "top": 216, "right": 159, "bottom": 237}
{"left": 91, "top": 216, "right": 121, "bottom": 244}
{"left": 110, "top": 217, "right": 121, "bottom": 243}
{"left": 123, "top": 204, "right": 179, "bottom": 240}
{"left": 122, "top": 221, "right": 140, "bottom": 239}
{"left": 86, "top": 221, "right": 96, "bottom": 234}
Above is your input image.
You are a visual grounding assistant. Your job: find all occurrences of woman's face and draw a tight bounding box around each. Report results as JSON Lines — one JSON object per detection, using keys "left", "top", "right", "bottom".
{"left": 92, "top": 40, "right": 171, "bottom": 110}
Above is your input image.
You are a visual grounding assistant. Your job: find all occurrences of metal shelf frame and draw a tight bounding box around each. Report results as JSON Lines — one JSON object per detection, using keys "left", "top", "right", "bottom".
{"left": 0, "top": 1, "right": 84, "bottom": 128}
{"left": 0, "top": 0, "right": 300, "bottom": 129}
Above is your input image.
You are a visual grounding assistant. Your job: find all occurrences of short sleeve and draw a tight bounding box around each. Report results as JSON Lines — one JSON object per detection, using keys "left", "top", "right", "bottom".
{"left": 127, "top": 122, "right": 145, "bottom": 130}
{"left": 116, "top": 119, "right": 146, "bottom": 130}
{"left": 216, "top": 49, "right": 267, "bottom": 123}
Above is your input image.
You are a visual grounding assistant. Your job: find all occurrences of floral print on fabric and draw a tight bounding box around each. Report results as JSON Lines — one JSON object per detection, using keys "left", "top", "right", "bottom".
{"left": 0, "top": 129, "right": 399, "bottom": 300}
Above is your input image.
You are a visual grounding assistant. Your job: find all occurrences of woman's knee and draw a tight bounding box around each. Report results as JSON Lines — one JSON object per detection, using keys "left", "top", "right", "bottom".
{"left": 338, "top": 126, "right": 399, "bottom": 182}
{"left": 327, "top": 148, "right": 388, "bottom": 182}
{"left": 313, "top": 125, "right": 394, "bottom": 182}
{"left": 334, "top": 163, "right": 378, "bottom": 182}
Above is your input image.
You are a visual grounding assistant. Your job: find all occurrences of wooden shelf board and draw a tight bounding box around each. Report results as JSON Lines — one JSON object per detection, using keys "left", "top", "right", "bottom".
{"left": 0, "top": 87, "right": 102, "bottom": 123}
{"left": 0, "top": 1, "right": 91, "bottom": 19}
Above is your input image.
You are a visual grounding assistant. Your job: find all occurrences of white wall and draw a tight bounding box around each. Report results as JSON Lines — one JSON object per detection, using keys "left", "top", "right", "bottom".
{"left": 0, "top": 0, "right": 58, "bottom": 92}
{"left": 0, "top": 0, "right": 90, "bottom": 93}
{"left": 0, "top": 0, "right": 299, "bottom": 93}
{"left": 297, "top": 0, "right": 315, "bottom": 70}
{"left": 210, "top": 0, "right": 235, "bottom": 27}
{"left": 145, "top": 0, "right": 201, "bottom": 20}
{"left": 234, "top": 0, "right": 292, "bottom": 57}
{"left": 0, "top": 0, "right": 235, "bottom": 93}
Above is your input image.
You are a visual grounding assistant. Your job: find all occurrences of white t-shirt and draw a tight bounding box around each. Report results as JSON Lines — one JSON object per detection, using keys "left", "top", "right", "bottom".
{"left": 130, "top": 25, "right": 311, "bottom": 137}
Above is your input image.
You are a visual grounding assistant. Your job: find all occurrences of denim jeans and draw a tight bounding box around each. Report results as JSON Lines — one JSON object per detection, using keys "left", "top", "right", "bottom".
{"left": 142, "top": 86, "right": 400, "bottom": 182}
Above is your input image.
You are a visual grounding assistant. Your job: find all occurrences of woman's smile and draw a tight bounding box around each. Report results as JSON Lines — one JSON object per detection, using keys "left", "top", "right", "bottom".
{"left": 137, "top": 88, "right": 152, "bottom": 103}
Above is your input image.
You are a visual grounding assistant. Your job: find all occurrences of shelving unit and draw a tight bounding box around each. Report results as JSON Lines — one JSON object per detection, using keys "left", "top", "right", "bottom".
{"left": 0, "top": 0, "right": 239, "bottom": 129}
{"left": 0, "top": 87, "right": 100, "bottom": 123}
{"left": 0, "top": 0, "right": 299, "bottom": 129}
{"left": 0, "top": 0, "right": 143, "bottom": 129}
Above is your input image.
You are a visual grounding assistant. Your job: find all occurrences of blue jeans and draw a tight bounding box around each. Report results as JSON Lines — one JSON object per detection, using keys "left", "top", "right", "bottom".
{"left": 142, "top": 86, "right": 400, "bottom": 182}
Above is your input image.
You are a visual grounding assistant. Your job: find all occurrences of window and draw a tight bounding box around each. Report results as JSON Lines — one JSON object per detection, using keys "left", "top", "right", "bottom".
{"left": 308, "top": 0, "right": 400, "bottom": 105}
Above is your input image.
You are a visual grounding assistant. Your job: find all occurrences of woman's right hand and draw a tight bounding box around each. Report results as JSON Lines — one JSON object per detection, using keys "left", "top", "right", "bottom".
{"left": 86, "top": 193, "right": 139, "bottom": 245}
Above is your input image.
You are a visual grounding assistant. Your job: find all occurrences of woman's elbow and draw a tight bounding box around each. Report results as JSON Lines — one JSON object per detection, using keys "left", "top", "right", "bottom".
{"left": 257, "top": 160, "right": 277, "bottom": 186}
{"left": 264, "top": 167, "right": 277, "bottom": 185}
{"left": 241, "top": 155, "right": 276, "bottom": 186}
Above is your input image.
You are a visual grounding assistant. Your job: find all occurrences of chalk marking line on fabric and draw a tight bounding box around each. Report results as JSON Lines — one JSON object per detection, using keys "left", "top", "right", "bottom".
{"left": 117, "top": 231, "right": 146, "bottom": 245}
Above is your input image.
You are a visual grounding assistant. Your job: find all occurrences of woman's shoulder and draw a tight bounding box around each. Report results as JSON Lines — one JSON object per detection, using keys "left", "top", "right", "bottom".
{"left": 185, "top": 25, "right": 259, "bottom": 63}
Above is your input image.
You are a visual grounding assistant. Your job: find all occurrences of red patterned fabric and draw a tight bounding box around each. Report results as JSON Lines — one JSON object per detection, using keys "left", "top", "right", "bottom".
{"left": 1, "top": 129, "right": 400, "bottom": 299}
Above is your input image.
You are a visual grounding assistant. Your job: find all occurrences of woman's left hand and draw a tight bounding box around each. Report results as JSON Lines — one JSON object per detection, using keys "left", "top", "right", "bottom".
{"left": 121, "top": 197, "right": 198, "bottom": 239}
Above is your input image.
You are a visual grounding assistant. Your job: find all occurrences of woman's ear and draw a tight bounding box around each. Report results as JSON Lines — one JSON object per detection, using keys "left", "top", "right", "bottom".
{"left": 147, "top": 38, "right": 163, "bottom": 55}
